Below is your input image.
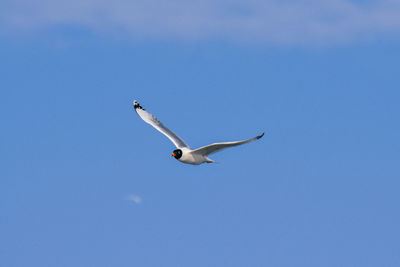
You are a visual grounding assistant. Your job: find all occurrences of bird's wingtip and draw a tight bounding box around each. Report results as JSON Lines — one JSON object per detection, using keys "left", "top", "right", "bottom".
{"left": 257, "top": 132, "right": 265, "bottom": 139}
{"left": 133, "top": 100, "right": 143, "bottom": 110}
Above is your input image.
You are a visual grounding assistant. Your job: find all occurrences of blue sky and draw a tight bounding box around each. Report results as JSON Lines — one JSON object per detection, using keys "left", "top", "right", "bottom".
{"left": 1, "top": 1, "right": 400, "bottom": 266}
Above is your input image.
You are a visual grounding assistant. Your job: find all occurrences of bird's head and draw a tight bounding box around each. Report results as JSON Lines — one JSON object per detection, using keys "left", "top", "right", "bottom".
{"left": 171, "top": 149, "right": 182, "bottom": 159}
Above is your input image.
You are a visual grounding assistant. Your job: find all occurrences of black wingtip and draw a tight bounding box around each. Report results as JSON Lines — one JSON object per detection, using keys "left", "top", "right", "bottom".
{"left": 133, "top": 100, "right": 144, "bottom": 110}
{"left": 256, "top": 132, "right": 265, "bottom": 139}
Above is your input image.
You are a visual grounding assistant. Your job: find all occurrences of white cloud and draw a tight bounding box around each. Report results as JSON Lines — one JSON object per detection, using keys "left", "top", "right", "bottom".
{"left": 126, "top": 194, "right": 142, "bottom": 204}
{"left": 1, "top": 0, "right": 400, "bottom": 44}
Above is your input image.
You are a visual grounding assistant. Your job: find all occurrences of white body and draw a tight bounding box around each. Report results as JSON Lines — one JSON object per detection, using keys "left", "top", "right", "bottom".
{"left": 178, "top": 148, "right": 214, "bottom": 165}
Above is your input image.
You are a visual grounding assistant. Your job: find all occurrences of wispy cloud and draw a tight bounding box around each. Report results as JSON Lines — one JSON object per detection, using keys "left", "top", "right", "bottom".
{"left": 1, "top": 0, "right": 400, "bottom": 44}
{"left": 126, "top": 194, "right": 142, "bottom": 204}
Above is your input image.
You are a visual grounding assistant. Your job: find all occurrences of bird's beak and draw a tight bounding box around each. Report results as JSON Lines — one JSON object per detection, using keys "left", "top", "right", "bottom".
{"left": 171, "top": 153, "right": 176, "bottom": 157}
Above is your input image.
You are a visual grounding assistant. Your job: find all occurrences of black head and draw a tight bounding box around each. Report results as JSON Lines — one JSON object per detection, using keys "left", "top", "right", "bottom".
{"left": 171, "top": 149, "right": 182, "bottom": 159}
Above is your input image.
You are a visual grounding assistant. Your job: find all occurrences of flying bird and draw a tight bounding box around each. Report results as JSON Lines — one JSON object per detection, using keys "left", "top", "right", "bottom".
{"left": 133, "top": 100, "right": 264, "bottom": 165}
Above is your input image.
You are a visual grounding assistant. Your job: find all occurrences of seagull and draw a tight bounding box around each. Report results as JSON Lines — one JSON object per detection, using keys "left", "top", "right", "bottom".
{"left": 133, "top": 100, "right": 264, "bottom": 165}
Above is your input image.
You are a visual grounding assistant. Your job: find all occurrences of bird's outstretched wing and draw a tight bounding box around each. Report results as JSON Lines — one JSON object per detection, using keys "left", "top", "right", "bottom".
{"left": 133, "top": 100, "right": 189, "bottom": 148}
{"left": 192, "top": 133, "right": 264, "bottom": 156}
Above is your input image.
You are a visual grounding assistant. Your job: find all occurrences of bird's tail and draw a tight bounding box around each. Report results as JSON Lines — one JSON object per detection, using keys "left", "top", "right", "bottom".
{"left": 206, "top": 157, "right": 219, "bottom": 164}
